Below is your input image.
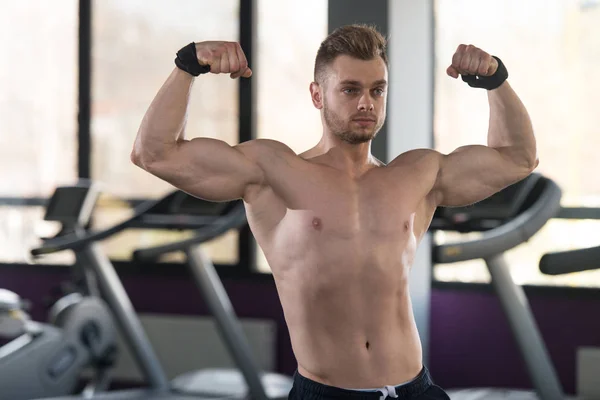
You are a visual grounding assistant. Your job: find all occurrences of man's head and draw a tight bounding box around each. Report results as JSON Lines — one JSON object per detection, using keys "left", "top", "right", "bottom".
{"left": 310, "top": 24, "right": 388, "bottom": 145}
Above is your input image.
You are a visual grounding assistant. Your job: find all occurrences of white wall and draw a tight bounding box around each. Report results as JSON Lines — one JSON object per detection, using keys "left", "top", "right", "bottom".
{"left": 83, "top": 314, "right": 277, "bottom": 381}
{"left": 388, "top": 0, "right": 434, "bottom": 363}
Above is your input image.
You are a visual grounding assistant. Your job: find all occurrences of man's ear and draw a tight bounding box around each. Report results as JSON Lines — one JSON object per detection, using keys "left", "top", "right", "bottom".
{"left": 310, "top": 82, "right": 323, "bottom": 109}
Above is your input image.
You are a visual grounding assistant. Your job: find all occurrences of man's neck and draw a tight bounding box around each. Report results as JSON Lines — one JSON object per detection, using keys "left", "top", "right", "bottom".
{"left": 311, "top": 136, "right": 377, "bottom": 174}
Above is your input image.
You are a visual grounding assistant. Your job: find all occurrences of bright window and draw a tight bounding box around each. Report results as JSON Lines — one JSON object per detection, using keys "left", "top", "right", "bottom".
{"left": 91, "top": 0, "right": 240, "bottom": 263}
{"left": 0, "top": 2, "right": 78, "bottom": 264}
{"left": 91, "top": 0, "right": 240, "bottom": 199}
{"left": 433, "top": 0, "right": 600, "bottom": 286}
{"left": 0, "top": 2, "right": 78, "bottom": 197}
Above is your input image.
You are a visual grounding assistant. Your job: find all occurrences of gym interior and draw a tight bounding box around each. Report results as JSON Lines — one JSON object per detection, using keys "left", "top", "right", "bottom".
{"left": 1, "top": 1, "right": 600, "bottom": 399}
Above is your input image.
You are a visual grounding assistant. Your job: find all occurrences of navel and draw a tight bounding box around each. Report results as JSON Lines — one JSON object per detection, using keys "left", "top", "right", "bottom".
{"left": 365, "top": 341, "right": 370, "bottom": 350}
{"left": 404, "top": 221, "right": 410, "bottom": 231}
{"left": 312, "top": 217, "right": 323, "bottom": 231}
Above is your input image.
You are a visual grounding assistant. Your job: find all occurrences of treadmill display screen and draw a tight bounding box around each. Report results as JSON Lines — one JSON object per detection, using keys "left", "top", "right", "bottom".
{"left": 44, "top": 186, "right": 92, "bottom": 224}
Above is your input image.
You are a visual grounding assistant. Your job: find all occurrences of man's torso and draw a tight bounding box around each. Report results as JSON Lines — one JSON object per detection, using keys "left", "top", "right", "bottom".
{"left": 242, "top": 142, "right": 439, "bottom": 388}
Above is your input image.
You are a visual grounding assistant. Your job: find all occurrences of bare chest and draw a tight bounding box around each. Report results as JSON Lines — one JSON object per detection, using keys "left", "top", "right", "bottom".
{"left": 263, "top": 167, "right": 428, "bottom": 243}
{"left": 282, "top": 188, "right": 412, "bottom": 239}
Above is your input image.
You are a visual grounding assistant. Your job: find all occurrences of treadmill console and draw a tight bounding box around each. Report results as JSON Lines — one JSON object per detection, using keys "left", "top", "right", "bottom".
{"left": 44, "top": 181, "right": 99, "bottom": 228}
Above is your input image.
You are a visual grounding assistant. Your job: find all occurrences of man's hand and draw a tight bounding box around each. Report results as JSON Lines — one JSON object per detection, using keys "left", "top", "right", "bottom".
{"left": 446, "top": 44, "right": 498, "bottom": 79}
{"left": 195, "top": 41, "right": 252, "bottom": 79}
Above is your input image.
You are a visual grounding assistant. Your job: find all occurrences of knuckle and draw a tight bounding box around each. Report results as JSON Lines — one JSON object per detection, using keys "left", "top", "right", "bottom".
{"left": 198, "top": 49, "right": 212, "bottom": 64}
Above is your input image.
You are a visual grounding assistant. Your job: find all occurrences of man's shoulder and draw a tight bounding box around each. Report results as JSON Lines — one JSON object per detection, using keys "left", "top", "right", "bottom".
{"left": 236, "top": 139, "right": 298, "bottom": 161}
{"left": 387, "top": 148, "right": 442, "bottom": 170}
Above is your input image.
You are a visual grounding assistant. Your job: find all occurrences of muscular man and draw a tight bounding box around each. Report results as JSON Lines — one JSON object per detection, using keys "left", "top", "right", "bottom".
{"left": 131, "top": 25, "right": 537, "bottom": 400}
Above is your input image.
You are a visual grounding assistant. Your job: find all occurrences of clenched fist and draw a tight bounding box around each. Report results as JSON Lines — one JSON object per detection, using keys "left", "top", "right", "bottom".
{"left": 446, "top": 44, "right": 498, "bottom": 79}
{"left": 195, "top": 41, "right": 252, "bottom": 79}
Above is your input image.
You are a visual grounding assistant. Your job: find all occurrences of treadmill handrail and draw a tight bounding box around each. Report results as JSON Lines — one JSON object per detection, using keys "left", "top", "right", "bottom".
{"left": 30, "top": 197, "right": 164, "bottom": 256}
{"left": 434, "top": 178, "right": 562, "bottom": 263}
{"left": 129, "top": 214, "right": 220, "bottom": 229}
{"left": 539, "top": 246, "right": 600, "bottom": 275}
{"left": 30, "top": 194, "right": 244, "bottom": 257}
{"left": 132, "top": 204, "right": 247, "bottom": 262}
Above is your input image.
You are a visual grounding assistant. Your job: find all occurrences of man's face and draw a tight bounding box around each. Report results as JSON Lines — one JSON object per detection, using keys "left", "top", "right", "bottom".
{"left": 312, "top": 55, "right": 388, "bottom": 144}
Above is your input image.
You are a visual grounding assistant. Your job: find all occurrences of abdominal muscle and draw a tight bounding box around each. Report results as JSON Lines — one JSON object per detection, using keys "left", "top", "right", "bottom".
{"left": 269, "top": 234, "right": 424, "bottom": 389}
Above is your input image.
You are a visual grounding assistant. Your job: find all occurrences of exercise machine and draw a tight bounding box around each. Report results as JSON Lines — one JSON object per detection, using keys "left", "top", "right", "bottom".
{"left": 31, "top": 189, "right": 294, "bottom": 399}
{"left": 430, "top": 173, "right": 566, "bottom": 400}
{"left": 0, "top": 182, "right": 117, "bottom": 400}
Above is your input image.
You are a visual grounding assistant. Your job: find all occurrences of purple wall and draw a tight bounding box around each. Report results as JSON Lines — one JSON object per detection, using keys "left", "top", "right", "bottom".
{"left": 429, "top": 288, "right": 600, "bottom": 394}
{"left": 2, "top": 266, "right": 599, "bottom": 395}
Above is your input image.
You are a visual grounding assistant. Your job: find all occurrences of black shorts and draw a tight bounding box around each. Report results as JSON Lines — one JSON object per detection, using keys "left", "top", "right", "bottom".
{"left": 288, "top": 366, "right": 450, "bottom": 400}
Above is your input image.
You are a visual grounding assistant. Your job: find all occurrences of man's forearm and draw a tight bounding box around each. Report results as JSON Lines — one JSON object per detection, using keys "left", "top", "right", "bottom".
{"left": 132, "top": 68, "right": 195, "bottom": 165}
{"left": 487, "top": 82, "right": 538, "bottom": 169}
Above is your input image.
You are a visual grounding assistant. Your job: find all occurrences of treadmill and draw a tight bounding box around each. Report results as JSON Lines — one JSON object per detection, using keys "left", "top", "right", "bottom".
{"left": 30, "top": 189, "right": 293, "bottom": 400}
{"left": 430, "top": 173, "right": 565, "bottom": 400}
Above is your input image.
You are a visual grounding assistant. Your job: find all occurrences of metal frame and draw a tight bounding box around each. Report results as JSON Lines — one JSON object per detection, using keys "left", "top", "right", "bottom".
{"left": 80, "top": 244, "right": 170, "bottom": 389}
{"left": 486, "top": 254, "right": 563, "bottom": 400}
{"left": 78, "top": 0, "right": 92, "bottom": 179}
{"left": 238, "top": 0, "right": 256, "bottom": 273}
{"left": 186, "top": 246, "right": 268, "bottom": 400}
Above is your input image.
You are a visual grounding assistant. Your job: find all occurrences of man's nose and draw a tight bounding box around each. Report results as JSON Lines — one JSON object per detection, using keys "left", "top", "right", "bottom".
{"left": 358, "top": 101, "right": 374, "bottom": 112}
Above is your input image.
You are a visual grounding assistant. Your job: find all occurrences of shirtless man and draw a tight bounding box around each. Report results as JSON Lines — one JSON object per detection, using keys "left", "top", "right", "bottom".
{"left": 131, "top": 25, "right": 538, "bottom": 400}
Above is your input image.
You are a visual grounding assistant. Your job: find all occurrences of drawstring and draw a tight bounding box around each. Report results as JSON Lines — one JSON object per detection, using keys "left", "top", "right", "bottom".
{"left": 378, "top": 385, "right": 399, "bottom": 400}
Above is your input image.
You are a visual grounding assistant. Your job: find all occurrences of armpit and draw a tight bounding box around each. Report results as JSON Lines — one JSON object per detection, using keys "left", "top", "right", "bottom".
{"left": 413, "top": 194, "right": 438, "bottom": 240}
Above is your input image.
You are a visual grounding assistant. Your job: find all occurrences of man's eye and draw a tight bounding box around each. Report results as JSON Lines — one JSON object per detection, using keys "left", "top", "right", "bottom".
{"left": 343, "top": 88, "right": 359, "bottom": 94}
{"left": 374, "top": 88, "right": 385, "bottom": 95}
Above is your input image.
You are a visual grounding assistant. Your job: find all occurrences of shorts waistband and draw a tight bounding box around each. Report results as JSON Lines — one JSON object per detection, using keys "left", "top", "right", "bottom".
{"left": 292, "top": 366, "right": 433, "bottom": 399}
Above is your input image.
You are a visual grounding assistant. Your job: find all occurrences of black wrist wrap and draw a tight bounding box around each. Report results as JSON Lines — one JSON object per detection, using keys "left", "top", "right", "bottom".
{"left": 175, "top": 42, "right": 210, "bottom": 76}
{"left": 461, "top": 56, "right": 508, "bottom": 90}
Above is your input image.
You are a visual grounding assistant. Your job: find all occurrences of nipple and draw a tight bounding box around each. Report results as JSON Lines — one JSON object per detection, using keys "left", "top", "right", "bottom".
{"left": 312, "top": 217, "right": 323, "bottom": 231}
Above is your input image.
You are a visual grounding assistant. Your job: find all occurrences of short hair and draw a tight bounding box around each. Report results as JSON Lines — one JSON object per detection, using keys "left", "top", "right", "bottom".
{"left": 314, "top": 24, "right": 388, "bottom": 84}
